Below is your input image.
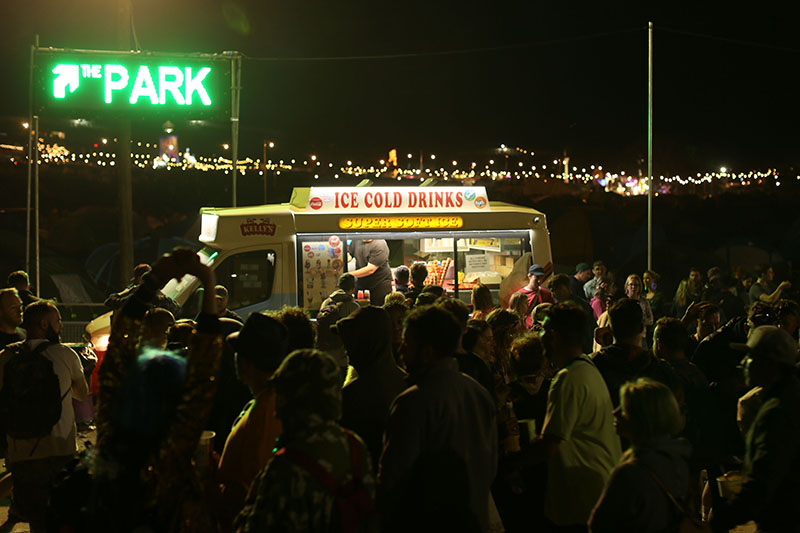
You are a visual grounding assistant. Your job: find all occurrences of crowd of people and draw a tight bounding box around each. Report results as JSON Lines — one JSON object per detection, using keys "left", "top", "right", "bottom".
{"left": 0, "top": 252, "right": 799, "bottom": 532}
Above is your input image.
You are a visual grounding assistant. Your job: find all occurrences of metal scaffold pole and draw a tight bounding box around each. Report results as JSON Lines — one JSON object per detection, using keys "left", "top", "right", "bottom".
{"left": 230, "top": 53, "right": 242, "bottom": 206}
{"left": 647, "top": 21, "right": 654, "bottom": 271}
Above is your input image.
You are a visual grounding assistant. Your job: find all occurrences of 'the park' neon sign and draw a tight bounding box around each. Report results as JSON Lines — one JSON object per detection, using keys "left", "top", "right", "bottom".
{"left": 36, "top": 50, "right": 231, "bottom": 119}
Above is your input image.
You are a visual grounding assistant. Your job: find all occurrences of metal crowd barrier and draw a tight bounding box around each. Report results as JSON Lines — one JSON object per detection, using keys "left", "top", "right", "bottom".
{"left": 56, "top": 303, "right": 107, "bottom": 344}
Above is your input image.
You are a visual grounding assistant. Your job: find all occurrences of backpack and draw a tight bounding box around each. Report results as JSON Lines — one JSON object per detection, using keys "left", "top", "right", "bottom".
{"left": 0, "top": 340, "right": 66, "bottom": 441}
{"left": 277, "top": 430, "right": 377, "bottom": 533}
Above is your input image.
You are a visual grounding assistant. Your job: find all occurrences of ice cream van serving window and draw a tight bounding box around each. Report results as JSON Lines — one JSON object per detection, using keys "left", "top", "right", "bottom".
{"left": 296, "top": 230, "right": 531, "bottom": 308}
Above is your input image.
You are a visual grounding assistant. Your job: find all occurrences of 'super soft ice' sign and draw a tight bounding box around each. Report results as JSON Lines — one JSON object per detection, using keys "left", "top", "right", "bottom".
{"left": 36, "top": 49, "right": 231, "bottom": 119}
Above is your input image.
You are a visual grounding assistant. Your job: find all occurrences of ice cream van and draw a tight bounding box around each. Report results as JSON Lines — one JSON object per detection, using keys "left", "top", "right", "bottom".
{"left": 86, "top": 185, "right": 552, "bottom": 351}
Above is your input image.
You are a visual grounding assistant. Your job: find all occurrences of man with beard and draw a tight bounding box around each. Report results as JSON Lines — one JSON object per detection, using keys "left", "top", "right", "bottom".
{"left": 378, "top": 305, "right": 497, "bottom": 532}
{"left": 0, "top": 300, "right": 88, "bottom": 531}
{"left": 0, "top": 288, "right": 24, "bottom": 349}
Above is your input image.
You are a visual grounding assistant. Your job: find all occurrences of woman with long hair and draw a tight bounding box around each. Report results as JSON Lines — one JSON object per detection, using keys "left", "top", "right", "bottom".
{"left": 486, "top": 308, "right": 524, "bottom": 381}
{"left": 471, "top": 283, "right": 497, "bottom": 321}
{"left": 589, "top": 379, "right": 690, "bottom": 533}
{"left": 507, "top": 292, "right": 529, "bottom": 323}
{"left": 486, "top": 308, "right": 525, "bottom": 456}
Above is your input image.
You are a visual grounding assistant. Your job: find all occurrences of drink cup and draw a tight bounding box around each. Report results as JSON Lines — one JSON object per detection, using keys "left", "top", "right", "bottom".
{"left": 357, "top": 290, "right": 364, "bottom": 299}
{"left": 518, "top": 419, "right": 537, "bottom": 444}
{"left": 717, "top": 471, "right": 743, "bottom": 500}
{"left": 195, "top": 430, "right": 216, "bottom": 474}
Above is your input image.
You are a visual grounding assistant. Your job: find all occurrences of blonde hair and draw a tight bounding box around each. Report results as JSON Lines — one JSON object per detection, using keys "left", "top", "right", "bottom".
{"left": 507, "top": 292, "right": 528, "bottom": 317}
{"left": 620, "top": 378, "right": 683, "bottom": 446}
{"left": 383, "top": 291, "right": 407, "bottom": 306}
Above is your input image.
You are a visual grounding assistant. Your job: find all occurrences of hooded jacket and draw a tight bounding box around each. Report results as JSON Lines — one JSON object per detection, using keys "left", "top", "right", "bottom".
{"left": 320, "top": 289, "right": 360, "bottom": 318}
{"left": 589, "top": 437, "right": 691, "bottom": 533}
{"left": 339, "top": 307, "right": 408, "bottom": 471}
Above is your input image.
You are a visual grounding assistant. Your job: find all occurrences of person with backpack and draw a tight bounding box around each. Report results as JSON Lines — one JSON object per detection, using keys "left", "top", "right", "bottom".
{"left": 0, "top": 300, "right": 88, "bottom": 532}
{"left": 235, "top": 349, "right": 378, "bottom": 533}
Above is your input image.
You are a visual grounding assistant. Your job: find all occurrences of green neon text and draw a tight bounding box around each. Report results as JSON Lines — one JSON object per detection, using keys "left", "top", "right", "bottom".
{"left": 51, "top": 63, "right": 213, "bottom": 106}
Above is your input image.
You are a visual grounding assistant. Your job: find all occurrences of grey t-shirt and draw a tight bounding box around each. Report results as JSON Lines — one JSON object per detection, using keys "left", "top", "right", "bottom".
{"left": 351, "top": 240, "right": 393, "bottom": 290}
{"left": 749, "top": 281, "right": 776, "bottom": 306}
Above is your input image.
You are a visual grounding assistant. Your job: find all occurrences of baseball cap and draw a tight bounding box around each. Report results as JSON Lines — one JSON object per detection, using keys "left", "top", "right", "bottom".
{"left": 332, "top": 305, "right": 391, "bottom": 337}
{"left": 575, "top": 262, "right": 591, "bottom": 274}
{"left": 730, "top": 325, "right": 799, "bottom": 366}
{"left": 214, "top": 285, "right": 229, "bottom": 299}
{"left": 227, "top": 313, "right": 289, "bottom": 372}
{"left": 528, "top": 264, "right": 546, "bottom": 276}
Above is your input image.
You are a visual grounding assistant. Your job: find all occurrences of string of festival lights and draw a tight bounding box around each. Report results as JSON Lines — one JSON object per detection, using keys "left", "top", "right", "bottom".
{"left": 4, "top": 137, "right": 789, "bottom": 197}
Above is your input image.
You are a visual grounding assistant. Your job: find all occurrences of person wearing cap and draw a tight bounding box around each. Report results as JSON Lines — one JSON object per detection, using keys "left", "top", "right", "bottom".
{"left": 336, "top": 306, "right": 407, "bottom": 472}
{"left": 514, "top": 264, "right": 555, "bottom": 329}
{"left": 235, "top": 349, "right": 377, "bottom": 532}
{"left": 711, "top": 326, "right": 800, "bottom": 532}
{"left": 215, "top": 313, "right": 290, "bottom": 530}
{"left": 776, "top": 298, "right": 800, "bottom": 341}
{"left": 571, "top": 262, "right": 593, "bottom": 302}
{"left": 215, "top": 285, "right": 243, "bottom": 323}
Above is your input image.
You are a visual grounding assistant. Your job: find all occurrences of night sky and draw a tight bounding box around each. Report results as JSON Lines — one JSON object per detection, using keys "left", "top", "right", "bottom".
{"left": 2, "top": 1, "right": 798, "bottom": 173}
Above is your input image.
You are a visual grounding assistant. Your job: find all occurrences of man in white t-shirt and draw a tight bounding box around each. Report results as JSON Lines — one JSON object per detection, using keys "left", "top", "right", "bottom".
{"left": 538, "top": 303, "right": 621, "bottom": 530}
{"left": 0, "top": 300, "right": 88, "bottom": 532}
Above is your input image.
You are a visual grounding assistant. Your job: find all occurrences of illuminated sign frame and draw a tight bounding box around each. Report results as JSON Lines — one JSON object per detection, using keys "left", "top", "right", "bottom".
{"left": 339, "top": 216, "right": 464, "bottom": 230}
{"left": 307, "top": 187, "right": 491, "bottom": 214}
{"left": 34, "top": 48, "right": 232, "bottom": 119}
